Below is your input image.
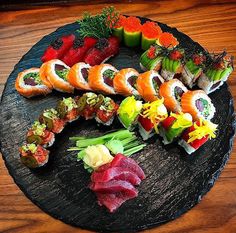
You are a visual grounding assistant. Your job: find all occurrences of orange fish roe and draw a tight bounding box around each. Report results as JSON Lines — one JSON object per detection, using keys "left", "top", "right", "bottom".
{"left": 158, "top": 32, "right": 179, "bottom": 48}
{"left": 114, "top": 15, "right": 127, "bottom": 29}
{"left": 141, "top": 21, "right": 162, "bottom": 39}
{"left": 123, "top": 16, "right": 142, "bottom": 33}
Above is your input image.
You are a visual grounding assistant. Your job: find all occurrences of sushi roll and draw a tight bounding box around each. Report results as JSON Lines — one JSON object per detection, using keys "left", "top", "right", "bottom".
{"left": 112, "top": 15, "right": 126, "bottom": 42}
{"left": 161, "top": 47, "right": 184, "bottom": 80}
{"left": 178, "top": 118, "right": 217, "bottom": 154}
{"left": 75, "top": 92, "right": 104, "bottom": 120}
{"left": 45, "top": 59, "right": 74, "bottom": 93}
{"left": 56, "top": 97, "right": 79, "bottom": 123}
{"left": 26, "top": 121, "right": 55, "bottom": 147}
{"left": 117, "top": 96, "right": 143, "bottom": 130}
{"left": 138, "top": 98, "right": 168, "bottom": 140}
{"left": 159, "top": 112, "right": 193, "bottom": 144}
{"left": 198, "top": 52, "right": 234, "bottom": 94}
{"left": 95, "top": 97, "right": 119, "bottom": 126}
{"left": 19, "top": 143, "right": 50, "bottom": 168}
{"left": 15, "top": 68, "right": 52, "bottom": 98}
{"left": 88, "top": 64, "right": 118, "bottom": 95}
{"left": 159, "top": 79, "right": 188, "bottom": 113}
{"left": 181, "top": 90, "right": 215, "bottom": 121}
{"left": 39, "top": 108, "right": 66, "bottom": 134}
{"left": 39, "top": 62, "right": 53, "bottom": 89}
{"left": 136, "top": 70, "right": 164, "bottom": 102}
{"left": 67, "top": 62, "right": 91, "bottom": 90}
{"left": 180, "top": 53, "right": 206, "bottom": 88}
{"left": 139, "top": 45, "right": 164, "bottom": 72}
{"left": 113, "top": 68, "right": 139, "bottom": 96}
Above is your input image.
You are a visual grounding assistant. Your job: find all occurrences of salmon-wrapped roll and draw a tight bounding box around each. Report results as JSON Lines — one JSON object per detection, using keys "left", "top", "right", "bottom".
{"left": 45, "top": 59, "right": 74, "bottom": 93}
{"left": 39, "top": 62, "right": 53, "bottom": 89}
{"left": 181, "top": 90, "right": 215, "bottom": 121}
{"left": 113, "top": 68, "right": 139, "bottom": 96}
{"left": 159, "top": 79, "right": 188, "bottom": 113}
{"left": 88, "top": 64, "right": 118, "bottom": 95}
{"left": 15, "top": 68, "right": 52, "bottom": 98}
{"left": 67, "top": 62, "right": 91, "bottom": 90}
{"left": 136, "top": 70, "right": 164, "bottom": 102}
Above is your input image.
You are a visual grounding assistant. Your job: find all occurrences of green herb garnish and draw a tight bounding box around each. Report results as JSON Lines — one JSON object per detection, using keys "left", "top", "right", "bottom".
{"left": 56, "top": 69, "right": 69, "bottom": 80}
{"left": 23, "top": 72, "right": 42, "bottom": 84}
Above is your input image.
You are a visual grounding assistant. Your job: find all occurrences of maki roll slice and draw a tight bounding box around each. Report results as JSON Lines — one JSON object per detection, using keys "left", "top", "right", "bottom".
{"left": 113, "top": 68, "right": 139, "bottom": 96}
{"left": 181, "top": 90, "right": 215, "bottom": 121}
{"left": 68, "top": 62, "right": 91, "bottom": 90}
{"left": 45, "top": 59, "right": 74, "bottom": 93}
{"left": 159, "top": 112, "right": 193, "bottom": 144}
{"left": 161, "top": 47, "right": 184, "bottom": 81}
{"left": 180, "top": 53, "right": 206, "bottom": 88}
{"left": 15, "top": 68, "right": 52, "bottom": 98}
{"left": 198, "top": 52, "right": 234, "bottom": 94}
{"left": 136, "top": 70, "right": 164, "bottom": 102}
{"left": 140, "top": 45, "right": 164, "bottom": 72}
{"left": 39, "top": 62, "right": 54, "bottom": 89}
{"left": 56, "top": 97, "right": 79, "bottom": 123}
{"left": 178, "top": 118, "right": 217, "bottom": 154}
{"left": 95, "top": 97, "right": 119, "bottom": 126}
{"left": 39, "top": 108, "right": 66, "bottom": 134}
{"left": 19, "top": 143, "right": 50, "bottom": 168}
{"left": 26, "top": 121, "right": 55, "bottom": 147}
{"left": 138, "top": 98, "right": 168, "bottom": 140}
{"left": 75, "top": 92, "right": 104, "bottom": 120}
{"left": 159, "top": 79, "right": 188, "bottom": 113}
{"left": 117, "top": 96, "right": 143, "bottom": 130}
{"left": 88, "top": 64, "right": 118, "bottom": 95}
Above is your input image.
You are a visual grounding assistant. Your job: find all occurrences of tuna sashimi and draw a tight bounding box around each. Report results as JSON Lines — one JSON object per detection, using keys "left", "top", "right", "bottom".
{"left": 96, "top": 191, "right": 137, "bottom": 213}
{"left": 111, "top": 154, "right": 146, "bottom": 180}
{"left": 91, "top": 167, "right": 141, "bottom": 185}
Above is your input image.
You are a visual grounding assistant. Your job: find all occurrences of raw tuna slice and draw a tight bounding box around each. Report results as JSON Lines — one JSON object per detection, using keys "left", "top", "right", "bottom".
{"left": 96, "top": 162, "right": 111, "bottom": 172}
{"left": 111, "top": 154, "right": 146, "bottom": 180}
{"left": 90, "top": 180, "right": 137, "bottom": 196}
{"left": 96, "top": 191, "right": 137, "bottom": 213}
{"left": 91, "top": 167, "right": 141, "bottom": 185}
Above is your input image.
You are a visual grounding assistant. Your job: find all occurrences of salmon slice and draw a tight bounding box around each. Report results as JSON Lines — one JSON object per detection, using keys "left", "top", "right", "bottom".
{"left": 39, "top": 62, "right": 53, "bottom": 89}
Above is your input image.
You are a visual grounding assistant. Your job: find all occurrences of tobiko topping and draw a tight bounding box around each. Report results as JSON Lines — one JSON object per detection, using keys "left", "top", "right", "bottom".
{"left": 123, "top": 16, "right": 142, "bottom": 32}
{"left": 141, "top": 21, "right": 162, "bottom": 39}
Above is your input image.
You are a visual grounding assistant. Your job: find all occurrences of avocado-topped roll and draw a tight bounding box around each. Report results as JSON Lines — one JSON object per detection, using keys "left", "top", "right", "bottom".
{"left": 198, "top": 52, "right": 234, "bottom": 94}
{"left": 161, "top": 47, "right": 185, "bottom": 81}
{"left": 19, "top": 143, "right": 50, "bottom": 168}
{"left": 26, "top": 121, "right": 55, "bottom": 147}
{"left": 39, "top": 108, "right": 66, "bottom": 134}
{"left": 181, "top": 90, "right": 215, "bottom": 121}
{"left": 88, "top": 64, "right": 118, "bottom": 95}
{"left": 56, "top": 97, "right": 79, "bottom": 122}
{"left": 15, "top": 67, "right": 52, "bottom": 98}
{"left": 180, "top": 52, "right": 206, "bottom": 88}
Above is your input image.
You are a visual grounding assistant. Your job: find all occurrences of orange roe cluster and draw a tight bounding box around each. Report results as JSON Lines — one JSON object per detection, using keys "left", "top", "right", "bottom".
{"left": 114, "top": 15, "right": 127, "bottom": 29}
{"left": 123, "top": 16, "right": 142, "bottom": 33}
{"left": 141, "top": 21, "right": 162, "bottom": 39}
{"left": 158, "top": 32, "right": 179, "bottom": 48}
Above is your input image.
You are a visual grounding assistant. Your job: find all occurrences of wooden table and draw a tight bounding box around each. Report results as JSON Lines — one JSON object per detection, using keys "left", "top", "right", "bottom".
{"left": 1, "top": 1, "right": 236, "bottom": 232}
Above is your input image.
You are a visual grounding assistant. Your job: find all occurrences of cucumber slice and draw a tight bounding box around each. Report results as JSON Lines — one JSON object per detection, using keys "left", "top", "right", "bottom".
{"left": 165, "top": 127, "right": 184, "bottom": 142}
{"left": 213, "top": 70, "right": 223, "bottom": 81}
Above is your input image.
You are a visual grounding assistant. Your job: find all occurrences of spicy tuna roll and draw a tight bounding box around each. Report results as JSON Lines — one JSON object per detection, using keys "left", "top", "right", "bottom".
{"left": 159, "top": 79, "right": 188, "bottom": 113}
{"left": 88, "top": 64, "right": 118, "bottom": 95}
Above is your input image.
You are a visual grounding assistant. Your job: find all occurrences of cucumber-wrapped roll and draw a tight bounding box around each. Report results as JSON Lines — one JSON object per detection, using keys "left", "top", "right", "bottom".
{"left": 26, "top": 121, "right": 55, "bottom": 147}
{"left": 138, "top": 98, "right": 168, "bottom": 140}
{"left": 198, "top": 52, "right": 234, "bottom": 94}
{"left": 161, "top": 48, "right": 185, "bottom": 81}
{"left": 140, "top": 45, "right": 164, "bottom": 71}
{"left": 39, "top": 108, "right": 66, "bottom": 134}
{"left": 117, "top": 96, "right": 143, "bottom": 130}
{"left": 56, "top": 97, "right": 79, "bottom": 123}
{"left": 95, "top": 97, "right": 119, "bottom": 126}
{"left": 180, "top": 53, "right": 206, "bottom": 88}
{"left": 112, "top": 15, "right": 126, "bottom": 42}
{"left": 19, "top": 143, "right": 50, "bottom": 168}
{"left": 159, "top": 112, "right": 193, "bottom": 144}
{"left": 178, "top": 118, "right": 217, "bottom": 154}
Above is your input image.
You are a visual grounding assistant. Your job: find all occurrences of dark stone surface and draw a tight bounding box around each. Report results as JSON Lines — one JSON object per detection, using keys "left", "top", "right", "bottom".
{"left": 0, "top": 18, "right": 235, "bottom": 232}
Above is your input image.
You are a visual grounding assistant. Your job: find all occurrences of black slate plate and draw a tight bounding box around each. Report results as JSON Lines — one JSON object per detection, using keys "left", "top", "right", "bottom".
{"left": 0, "top": 17, "right": 236, "bottom": 233}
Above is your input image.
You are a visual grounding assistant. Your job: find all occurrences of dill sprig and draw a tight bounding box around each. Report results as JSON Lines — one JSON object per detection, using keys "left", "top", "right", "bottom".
{"left": 77, "top": 6, "right": 120, "bottom": 39}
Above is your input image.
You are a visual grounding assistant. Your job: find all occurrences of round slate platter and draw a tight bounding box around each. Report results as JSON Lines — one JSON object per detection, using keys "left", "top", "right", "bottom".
{"left": 0, "top": 17, "right": 236, "bottom": 233}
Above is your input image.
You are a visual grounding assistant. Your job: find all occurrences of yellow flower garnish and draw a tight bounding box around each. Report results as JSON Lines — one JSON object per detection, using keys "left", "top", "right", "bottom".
{"left": 187, "top": 118, "right": 217, "bottom": 143}
{"left": 118, "top": 96, "right": 142, "bottom": 118}
{"left": 171, "top": 112, "right": 193, "bottom": 129}
{"left": 142, "top": 98, "right": 168, "bottom": 132}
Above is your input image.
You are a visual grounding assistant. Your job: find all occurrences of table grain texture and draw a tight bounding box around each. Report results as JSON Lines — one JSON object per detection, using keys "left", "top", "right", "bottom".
{"left": 1, "top": 1, "right": 236, "bottom": 232}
